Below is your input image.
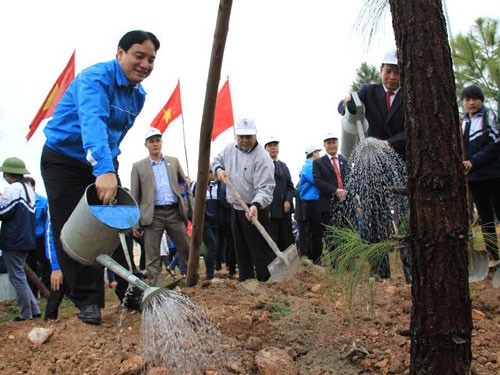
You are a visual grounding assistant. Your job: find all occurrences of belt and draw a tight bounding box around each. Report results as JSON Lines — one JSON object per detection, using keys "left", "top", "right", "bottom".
{"left": 154, "top": 203, "right": 178, "bottom": 209}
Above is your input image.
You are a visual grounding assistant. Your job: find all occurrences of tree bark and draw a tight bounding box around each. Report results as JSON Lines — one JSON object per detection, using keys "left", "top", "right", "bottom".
{"left": 186, "top": 0, "right": 233, "bottom": 287}
{"left": 389, "top": 0, "right": 472, "bottom": 373}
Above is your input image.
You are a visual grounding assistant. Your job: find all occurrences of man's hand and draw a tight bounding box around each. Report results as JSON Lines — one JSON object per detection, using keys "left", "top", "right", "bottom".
{"left": 133, "top": 228, "right": 142, "bottom": 238}
{"left": 283, "top": 201, "right": 291, "bottom": 214}
{"left": 342, "top": 94, "right": 352, "bottom": 108}
{"left": 51, "top": 270, "right": 63, "bottom": 291}
{"left": 463, "top": 160, "right": 473, "bottom": 174}
{"left": 95, "top": 172, "right": 118, "bottom": 204}
{"left": 335, "top": 188, "right": 348, "bottom": 201}
{"left": 216, "top": 169, "right": 229, "bottom": 184}
{"left": 245, "top": 205, "right": 258, "bottom": 222}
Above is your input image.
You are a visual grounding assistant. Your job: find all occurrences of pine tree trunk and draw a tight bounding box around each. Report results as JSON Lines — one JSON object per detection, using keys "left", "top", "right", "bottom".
{"left": 388, "top": 0, "right": 472, "bottom": 373}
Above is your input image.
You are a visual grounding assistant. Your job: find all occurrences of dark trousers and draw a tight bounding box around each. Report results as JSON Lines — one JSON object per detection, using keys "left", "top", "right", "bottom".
{"left": 231, "top": 207, "right": 275, "bottom": 282}
{"left": 469, "top": 178, "right": 500, "bottom": 261}
{"left": 203, "top": 216, "right": 218, "bottom": 279}
{"left": 219, "top": 220, "right": 237, "bottom": 275}
{"left": 25, "top": 236, "right": 52, "bottom": 297}
{"left": 269, "top": 214, "right": 294, "bottom": 251}
{"left": 41, "top": 146, "right": 130, "bottom": 309}
{"left": 302, "top": 200, "right": 322, "bottom": 263}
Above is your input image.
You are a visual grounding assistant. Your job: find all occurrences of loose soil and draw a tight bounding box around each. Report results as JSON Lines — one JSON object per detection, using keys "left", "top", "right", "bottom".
{"left": 0, "top": 258, "right": 499, "bottom": 374}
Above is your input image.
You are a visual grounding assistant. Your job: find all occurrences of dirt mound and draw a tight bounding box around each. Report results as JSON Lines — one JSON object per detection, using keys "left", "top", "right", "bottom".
{"left": 0, "top": 260, "right": 499, "bottom": 374}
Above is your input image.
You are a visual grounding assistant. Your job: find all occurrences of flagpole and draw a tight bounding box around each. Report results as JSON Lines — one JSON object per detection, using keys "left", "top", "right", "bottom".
{"left": 180, "top": 111, "right": 190, "bottom": 178}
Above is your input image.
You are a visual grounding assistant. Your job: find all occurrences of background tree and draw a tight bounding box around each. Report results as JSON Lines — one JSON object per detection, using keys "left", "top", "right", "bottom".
{"left": 350, "top": 62, "right": 381, "bottom": 91}
{"left": 451, "top": 17, "right": 500, "bottom": 110}
{"left": 389, "top": 0, "right": 472, "bottom": 373}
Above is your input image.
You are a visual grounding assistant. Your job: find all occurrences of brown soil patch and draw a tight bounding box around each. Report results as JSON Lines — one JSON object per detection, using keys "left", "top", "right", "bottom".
{"left": 0, "top": 259, "right": 499, "bottom": 374}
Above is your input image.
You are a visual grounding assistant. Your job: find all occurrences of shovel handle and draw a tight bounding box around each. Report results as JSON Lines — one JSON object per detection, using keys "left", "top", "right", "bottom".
{"left": 224, "top": 177, "right": 289, "bottom": 265}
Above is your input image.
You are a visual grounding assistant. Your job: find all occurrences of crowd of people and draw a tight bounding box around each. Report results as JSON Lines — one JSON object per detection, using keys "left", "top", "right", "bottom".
{"left": 1, "top": 30, "right": 498, "bottom": 326}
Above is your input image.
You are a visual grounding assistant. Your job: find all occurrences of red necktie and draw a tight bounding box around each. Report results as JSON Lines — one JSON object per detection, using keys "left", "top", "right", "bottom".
{"left": 385, "top": 91, "right": 393, "bottom": 112}
{"left": 332, "top": 157, "right": 343, "bottom": 189}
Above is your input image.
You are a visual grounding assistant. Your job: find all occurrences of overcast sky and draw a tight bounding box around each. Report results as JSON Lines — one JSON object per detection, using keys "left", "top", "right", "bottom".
{"left": 1, "top": 0, "right": 499, "bottom": 195}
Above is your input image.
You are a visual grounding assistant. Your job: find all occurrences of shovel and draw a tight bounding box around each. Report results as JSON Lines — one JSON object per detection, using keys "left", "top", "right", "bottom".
{"left": 468, "top": 246, "right": 489, "bottom": 283}
{"left": 224, "top": 177, "right": 299, "bottom": 280}
{"left": 492, "top": 266, "right": 500, "bottom": 288}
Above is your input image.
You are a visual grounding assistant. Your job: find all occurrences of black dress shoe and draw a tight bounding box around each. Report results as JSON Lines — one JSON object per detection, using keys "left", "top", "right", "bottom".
{"left": 33, "top": 313, "right": 42, "bottom": 318}
{"left": 12, "top": 316, "right": 26, "bottom": 322}
{"left": 77, "top": 305, "right": 101, "bottom": 325}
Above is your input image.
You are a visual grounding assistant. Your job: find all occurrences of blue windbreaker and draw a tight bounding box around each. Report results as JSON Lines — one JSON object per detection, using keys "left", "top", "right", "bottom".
{"left": 44, "top": 59, "right": 146, "bottom": 177}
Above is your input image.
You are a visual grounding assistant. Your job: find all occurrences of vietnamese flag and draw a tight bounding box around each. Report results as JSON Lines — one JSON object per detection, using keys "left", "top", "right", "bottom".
{"left": 211, "top": 78, "right": 234, "bottom": 141}
{"left": 151, "top": 81, "right": 183, "bottom": 133}
{"left": 26, "top": 51, "right": 75, "bottom": 141}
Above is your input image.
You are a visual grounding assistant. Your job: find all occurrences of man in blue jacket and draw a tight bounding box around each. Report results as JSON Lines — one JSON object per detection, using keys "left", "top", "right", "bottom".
{"left": 41, "top": 30, "right": 160, "bottom": 324}
{"left": 299, "top": 145, "right": 322, "bottom": 263}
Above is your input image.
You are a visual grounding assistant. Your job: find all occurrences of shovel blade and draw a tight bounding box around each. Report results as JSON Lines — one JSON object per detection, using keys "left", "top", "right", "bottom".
{"left": 492, "top": 268, "right": 500, "bottom": 288}
{"left": 268, "top": 245, "right": 300, "bottom": 281}
{"left": 468, "top": 248, "right": 489, "bottom": 283}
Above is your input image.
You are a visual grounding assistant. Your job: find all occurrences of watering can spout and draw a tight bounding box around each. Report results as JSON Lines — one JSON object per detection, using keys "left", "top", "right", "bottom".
{"left": 95, "top": 254, "right": 169, "bottom": 310}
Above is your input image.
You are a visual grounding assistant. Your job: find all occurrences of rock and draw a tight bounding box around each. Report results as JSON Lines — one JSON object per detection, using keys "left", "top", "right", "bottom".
{"left": 28, "top": 327, "right": 54, "bottom": 346}
{"left": 146, "top": 368, "right": 169, "bottom": 375}
{"left": 375, "top": 358, "right": 388, "bottom": 369}
{"left": 310, "top": 284, "right": 322, "bottom": 293}
{"left": 119, "top": 354, "right": 143, "bottom": 375}
{"left": 472, "top": 309, "right": 485, "bottom": 321}
{"left": 245, "top": 336, "right": 262, "bottom": 351}
{"left": 385, "top": 285, "right": 397, "bottom": 298}
{"left": 389, "top": 358, "right": 405, "bottom": 374}
{"left": 255, "top": 347, "right": 298, "bottom": 375}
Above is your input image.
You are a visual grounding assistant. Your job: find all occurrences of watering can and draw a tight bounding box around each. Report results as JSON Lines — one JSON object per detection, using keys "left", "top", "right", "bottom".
{"left": 340, "top": 92, "right": 369, "bottom": 159}
{"left": 60, "top": 184, "right": 167, "bottom": 308}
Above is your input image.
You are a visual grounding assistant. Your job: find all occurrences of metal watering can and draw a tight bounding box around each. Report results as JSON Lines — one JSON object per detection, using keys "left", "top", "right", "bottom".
{"left": 340, "top": 92, "right": 369, "bottom": 159}
{"left": 60, "top": 184, "right": 167, "bottom": 308}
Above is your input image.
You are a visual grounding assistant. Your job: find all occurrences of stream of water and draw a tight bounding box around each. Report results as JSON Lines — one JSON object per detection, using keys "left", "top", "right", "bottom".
{"left": 140, "top": 289, "right": 227, "bottom": 374}
{"left": 334, "top": 137, "right": 409, "bottom": 240}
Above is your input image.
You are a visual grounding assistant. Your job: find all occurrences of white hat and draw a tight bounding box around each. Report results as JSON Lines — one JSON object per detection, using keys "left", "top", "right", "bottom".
{"left": 305, "top": 145, "right": 321, "bottom": 155}
{"left": 234, "top": 118, "right": 257, "bottom": 136}
{"left": 264, "top": 136, "right": 280, "bottom": 147}
{"left": 381, "top": 48, "right": 398, "bottom": 65}
{"left": 144, "top": 127, "right": 162, "bottom": 141}
{"left": 323, "top": 132, "right": 338, "bottom": 142}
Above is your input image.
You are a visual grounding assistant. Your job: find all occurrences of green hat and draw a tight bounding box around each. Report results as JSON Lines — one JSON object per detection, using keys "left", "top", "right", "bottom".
{"left": 0, "top": 157, "right": 30, "bottom": 175}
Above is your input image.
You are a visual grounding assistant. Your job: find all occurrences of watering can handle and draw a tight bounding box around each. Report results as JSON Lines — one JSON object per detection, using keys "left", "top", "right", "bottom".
{"left": 224, "top": 177, "right": 289, "bottom": 265}
{"left": 351, "top": 92, "right": 366, "bottom": 142}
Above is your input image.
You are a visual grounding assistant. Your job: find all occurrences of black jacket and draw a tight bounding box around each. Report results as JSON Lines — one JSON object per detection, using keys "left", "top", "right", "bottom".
{"left": 269, "top": 160, "right": 294, "bottom": 218}
{"left": 338, "top": 83, "right": 406, "bottom": 160}
{"left": 313, "top": 154, "right": 348, "bottom": 213}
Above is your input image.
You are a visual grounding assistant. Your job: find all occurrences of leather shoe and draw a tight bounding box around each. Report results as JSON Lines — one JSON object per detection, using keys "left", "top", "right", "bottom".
{"left": 78, "top": 305, "right": 101, "bottom": 325}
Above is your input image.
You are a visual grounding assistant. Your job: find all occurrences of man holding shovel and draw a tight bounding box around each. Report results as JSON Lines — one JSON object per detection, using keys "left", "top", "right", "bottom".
{"left": 41, "top": 30, "right": 160, "bottom": 324}
{"left": 212, "top": 118, "right": 276, "bottom": 282}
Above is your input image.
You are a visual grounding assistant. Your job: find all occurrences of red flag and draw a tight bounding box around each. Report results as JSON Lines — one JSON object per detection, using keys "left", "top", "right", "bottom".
{"left": 26, "top": 51, "right": 75, "bottom": 141}
{"left": 212, "top": 78, "right": 234, "bottom": 141}
{"left": 151, "top": 81, "right": 183, "bottom": 133}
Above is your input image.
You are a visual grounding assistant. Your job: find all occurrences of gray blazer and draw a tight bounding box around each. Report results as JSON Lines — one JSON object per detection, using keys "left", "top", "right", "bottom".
{"left": 131, "top": 155, "right": 192, "bottom": 227}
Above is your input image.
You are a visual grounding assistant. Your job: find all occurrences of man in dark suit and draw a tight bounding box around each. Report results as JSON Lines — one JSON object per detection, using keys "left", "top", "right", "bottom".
{"left": 338, "top": 48, "right": 406, "bottom": 160}
{"left": 264, "top": 136, "right": 295, "bottom": 251}
{"left": 313, "top": 132, "right": 348, "bottom": 245}
{"left": 131, "top": 127, "right": 192, "bottom": 287}
{"left": 337, "top": 48, "right": 410, "bottom": 280}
